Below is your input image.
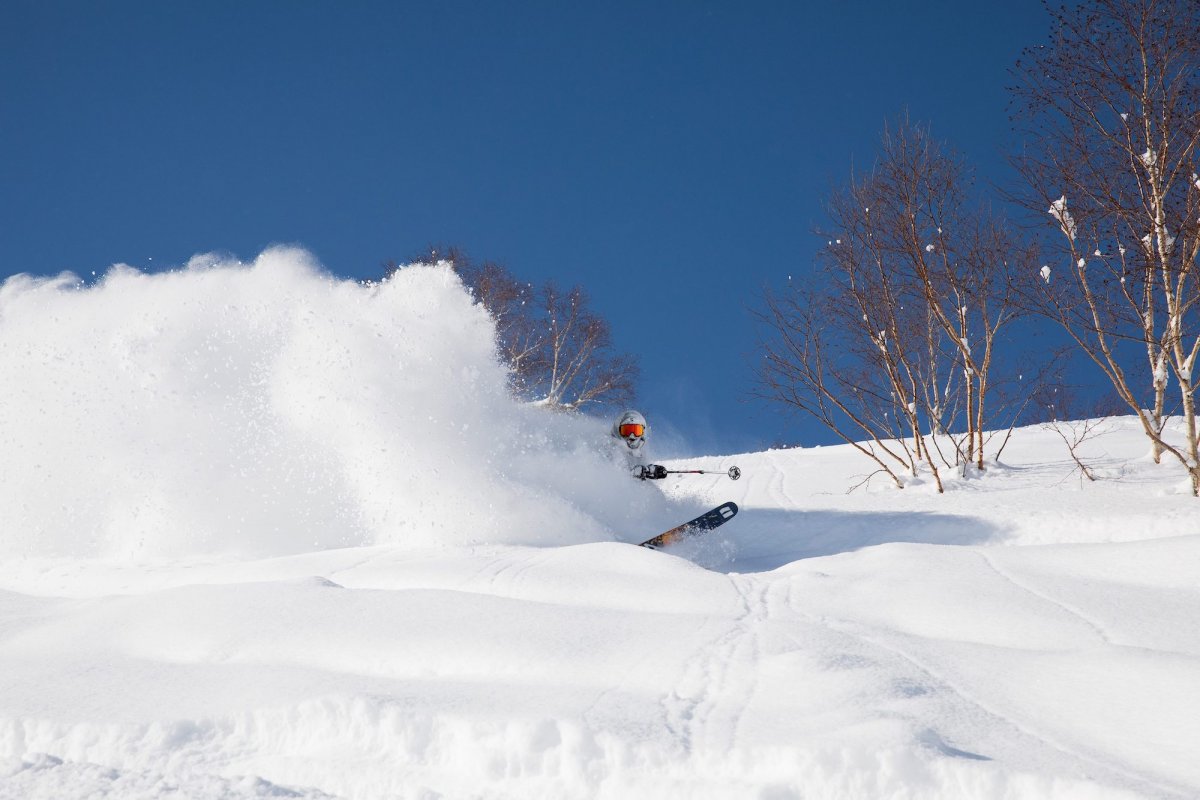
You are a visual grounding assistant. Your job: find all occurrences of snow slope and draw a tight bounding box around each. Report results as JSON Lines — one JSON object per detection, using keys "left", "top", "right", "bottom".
{"left": 1, "top": 251, "right": 1197, "bottom": 799}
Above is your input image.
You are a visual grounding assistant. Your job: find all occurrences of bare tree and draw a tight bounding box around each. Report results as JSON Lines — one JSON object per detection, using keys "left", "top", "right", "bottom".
{"left": 824, "top": 174, "right": 951, "bottom": 490}
{"left": 1045, "top": 416, "right": 1114, "bottom": 486}
{"left": 868, "top": 121, "right": 1027, "bottom": 471}
{"left": 528, "top": 282, "right": 638, "bottom": 410}
{"left": 1010, "top": 0, "right": 1200, "bottom": 493}
{"left": 756, "top": 281, "right": 925, "bottom": 491}
{"left": 384, "top": 248, "right": 638, "bottom": 411}
{"left": 757, "top": 119, "right": 1024, "bottom": 491}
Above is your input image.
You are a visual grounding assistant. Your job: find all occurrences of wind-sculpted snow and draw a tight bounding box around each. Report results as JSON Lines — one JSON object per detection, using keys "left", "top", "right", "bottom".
{"left": 1, "top": 250, "right": 1199, "bottom": 799}
{"left": 0, "top": 249, "right": 671, "bottom": 559}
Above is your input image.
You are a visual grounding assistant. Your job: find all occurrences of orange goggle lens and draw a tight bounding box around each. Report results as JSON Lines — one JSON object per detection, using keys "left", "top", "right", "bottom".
{"left": 619, "top": 423, "right": 645, "bottom": 438}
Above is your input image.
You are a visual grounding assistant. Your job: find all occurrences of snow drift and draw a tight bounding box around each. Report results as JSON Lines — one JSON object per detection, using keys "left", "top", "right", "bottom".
{"left": 0, "top": 248, "right": 670, "bottom": 560}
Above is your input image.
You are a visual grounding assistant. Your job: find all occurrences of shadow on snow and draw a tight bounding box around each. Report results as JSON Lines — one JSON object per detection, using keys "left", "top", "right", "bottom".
{"left": 675, "top": 507, "right": 1003, "bottom": 574}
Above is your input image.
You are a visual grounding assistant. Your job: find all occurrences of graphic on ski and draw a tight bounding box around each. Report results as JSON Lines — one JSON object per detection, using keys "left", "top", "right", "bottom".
{"left": 639, "top": 502, "right": 739, "bottom": 549}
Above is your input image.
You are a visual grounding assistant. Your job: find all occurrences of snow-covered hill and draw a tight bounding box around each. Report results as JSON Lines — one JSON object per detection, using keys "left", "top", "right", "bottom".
{"left": 1, "top": 251, "right": 1197, "bottom": 799}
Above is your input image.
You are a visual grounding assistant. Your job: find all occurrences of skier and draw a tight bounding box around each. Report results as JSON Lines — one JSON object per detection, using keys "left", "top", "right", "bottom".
{"left": 611, "top": 409, "right": 668, "bottom": 480}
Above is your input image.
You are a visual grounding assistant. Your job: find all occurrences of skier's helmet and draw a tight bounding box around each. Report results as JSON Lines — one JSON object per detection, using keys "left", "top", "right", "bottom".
{"left": 612, "top": 409, "right": 648, "bottom": 450}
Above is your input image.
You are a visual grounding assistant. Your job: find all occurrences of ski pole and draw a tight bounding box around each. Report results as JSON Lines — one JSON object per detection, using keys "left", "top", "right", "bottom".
{"left": 662, "top": 466, "right": 741, "bottom": 481}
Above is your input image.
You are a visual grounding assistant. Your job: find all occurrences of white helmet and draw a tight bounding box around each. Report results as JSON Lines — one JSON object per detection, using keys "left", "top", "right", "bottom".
{"left": 612, "top": 409, "right": 648, "bottom": 450}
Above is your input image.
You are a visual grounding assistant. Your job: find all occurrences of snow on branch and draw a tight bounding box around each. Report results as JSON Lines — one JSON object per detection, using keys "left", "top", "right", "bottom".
{"left": 1048, "top": 196, "right": 1077, "bottom": 241}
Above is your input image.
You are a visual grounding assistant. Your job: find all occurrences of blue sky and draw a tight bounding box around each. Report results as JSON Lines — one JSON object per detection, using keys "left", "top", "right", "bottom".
{"left": 1, "top": 0, "right": 1052, "bottom": 455}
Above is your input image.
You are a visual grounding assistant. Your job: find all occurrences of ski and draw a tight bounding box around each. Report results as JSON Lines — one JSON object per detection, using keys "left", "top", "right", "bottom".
{"left": 639, "top": 502, "right": 739, "bottom": 549}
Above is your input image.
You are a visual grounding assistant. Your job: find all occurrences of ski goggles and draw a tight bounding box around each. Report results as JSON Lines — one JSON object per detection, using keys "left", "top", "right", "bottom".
{"left": 619, "top": 423, "right": 645, "bottom": 438}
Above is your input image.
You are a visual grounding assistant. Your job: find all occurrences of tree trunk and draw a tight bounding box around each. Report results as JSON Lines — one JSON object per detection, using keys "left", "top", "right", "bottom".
{"left": 1181, "top": 379, "right": 1200, "bottom": 497}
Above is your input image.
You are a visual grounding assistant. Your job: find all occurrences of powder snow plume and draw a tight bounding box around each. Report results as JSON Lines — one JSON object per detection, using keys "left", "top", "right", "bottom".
{"left": 0, "top": 247, "right": 667, "bottom": 559}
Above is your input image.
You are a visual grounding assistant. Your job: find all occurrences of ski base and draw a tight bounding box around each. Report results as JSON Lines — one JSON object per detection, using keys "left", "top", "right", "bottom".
{"left": 639, "top": 502, "right": 739, "bottom": 549}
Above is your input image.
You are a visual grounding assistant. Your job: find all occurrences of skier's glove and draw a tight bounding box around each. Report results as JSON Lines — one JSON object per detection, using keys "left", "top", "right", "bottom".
{"left": 631, "top": 464, "right": 667, "bottom": 480}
